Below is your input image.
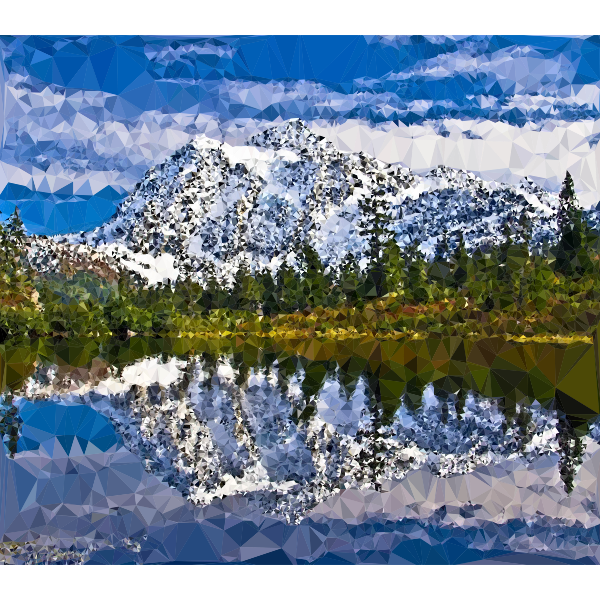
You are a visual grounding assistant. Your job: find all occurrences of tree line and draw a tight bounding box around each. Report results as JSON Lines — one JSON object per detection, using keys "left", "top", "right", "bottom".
{"left": 1, "top": 172, "right": 599, "bottom": 341}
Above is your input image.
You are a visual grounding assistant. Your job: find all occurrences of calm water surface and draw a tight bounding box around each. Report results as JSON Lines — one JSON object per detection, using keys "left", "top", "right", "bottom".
{"left": 1, "top": 335, "right": 600, "bottom": 564}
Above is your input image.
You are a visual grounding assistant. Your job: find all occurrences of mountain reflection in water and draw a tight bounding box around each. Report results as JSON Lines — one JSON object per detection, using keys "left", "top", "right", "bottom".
{"left": 4, "top": 338, "right": 598, "bottom": 523}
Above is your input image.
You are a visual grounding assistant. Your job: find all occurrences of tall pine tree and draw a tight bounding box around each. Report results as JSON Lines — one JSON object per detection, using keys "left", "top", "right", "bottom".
{"left": 299, "top": 242, "right": 331, "bottom": 309}
{"left": 557, "top": 171, "right": 577, "bottom": 234}
{"left": 427, "top": 232, "right": 453, "bottom": 293}
{"left": 555, "top": 171, "right": 586, "bottom": 276}
{"left": 0, "top": 207, "right": 41, "bottom": 340}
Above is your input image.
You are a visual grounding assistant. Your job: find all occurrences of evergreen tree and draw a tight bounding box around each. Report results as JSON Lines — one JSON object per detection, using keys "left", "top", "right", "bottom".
{"left": 557, "top": 412, "right": 584, "bottom": 494}
{"left": 470, "top": 244, "right": 499, "bottom": 311}
{"left": 427, "top": 232, "right": 453, "bottom": 293}
{"left": 258, "top": 269, "right": 279, "bottom": 317}
{"left": 449, "top": 232, "right": 469, "bottom": 292}
{"left": 0, "top": 207, "right": 27, "bottom": 266}
{"left": 381, "top": 237, "right": 407, "bottom": 295}
{"left": 517, "top": 209, "right": 532, "bottom": 247}
{"left": 229, "top": 260, "right": 251, "bottom": 311}
{"left": 7, "top": 207, "right": 25, "bottom": 243}
{"left": 358, "top": 258, "right": 386, "bottom": 301}
{"left": 494, "top": 221, "right": 516, "bottom": 309}
{"left": 405, "top": 241, "right": 430, "bottom": 305}
{"left": 0, "top": 207, "right": 40, "bottom": 341}
{"left": 351, "top": 230, "right": 391, "bottom": 304}
{"left": 103, "top": 274, "right": 134, "bottom": 339}
{"left": 200, "top": 266, "right": 229, "bottom": 311}
{"left": 555, "top": 171, "right": 586, "bottom": 276}
{"left": 299, "top": 242, "right": 331, "bottom": 309}
{"left": 507, "top": 210, "right": 534, "bottom": 308}
{"left": 557, "top": 171, "right": 577, "bottom": 234}
{"left": 339, "top": 253, "right": 361, "bottom": 307}
{"left": 276, "top": 263, "right": 302, "bottom": 313}
{"left": 434, "top": 231, "right": 451, "bottom": 262}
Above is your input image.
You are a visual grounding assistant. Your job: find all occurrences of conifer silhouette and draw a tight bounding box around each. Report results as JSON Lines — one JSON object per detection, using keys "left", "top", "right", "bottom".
{"left": 557, "top": 171, "right": 577, "bottom": 233}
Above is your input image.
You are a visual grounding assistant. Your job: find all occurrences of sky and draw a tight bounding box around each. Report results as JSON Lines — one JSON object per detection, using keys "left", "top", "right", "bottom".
{"left": 1, "top": 35, "right": 600, "bottom": 235}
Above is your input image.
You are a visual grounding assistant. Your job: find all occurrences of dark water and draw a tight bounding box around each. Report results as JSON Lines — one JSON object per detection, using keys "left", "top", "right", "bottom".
{"left": 3, "top": 334, "right": 599, "bottom": 422}
{"left": 1, "top": 335, "right": 600, "bottom": 564}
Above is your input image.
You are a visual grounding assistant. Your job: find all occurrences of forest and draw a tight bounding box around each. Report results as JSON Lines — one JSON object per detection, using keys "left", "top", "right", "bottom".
{"left": 1, "top": 173, "right": 599, "bottom": 346}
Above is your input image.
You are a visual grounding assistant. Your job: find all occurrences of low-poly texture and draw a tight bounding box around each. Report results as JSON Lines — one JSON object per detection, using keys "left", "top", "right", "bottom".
{"left": 2, "top": 36, "right": 600, "bottom": 565}
{"left": 45, "top": 121, "right": 584, "bottom": 281}
{"left": 3, "top": 35, "right": 600, "bottom": 232}
{"left": 2, "top": 350, "right": 600, "bottom": 564}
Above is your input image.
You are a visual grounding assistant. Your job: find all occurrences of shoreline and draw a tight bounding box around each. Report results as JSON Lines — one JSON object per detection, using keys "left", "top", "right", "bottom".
{"left": 4, "top": 330, "right": 592, "bottom": 346}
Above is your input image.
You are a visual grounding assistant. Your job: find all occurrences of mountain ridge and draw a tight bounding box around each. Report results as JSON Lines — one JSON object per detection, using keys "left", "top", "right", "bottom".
{"left": 24, "top": 119, "right": 599, "bottom": 287}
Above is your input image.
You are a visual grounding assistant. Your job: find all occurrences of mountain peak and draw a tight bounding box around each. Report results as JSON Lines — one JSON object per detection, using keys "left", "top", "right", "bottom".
{"left": 28, "top": 119, "right": 576, "bottom": 288}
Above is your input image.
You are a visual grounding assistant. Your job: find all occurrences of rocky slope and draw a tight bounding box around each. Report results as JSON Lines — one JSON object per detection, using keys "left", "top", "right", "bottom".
{"left": 26, "top": 119, "right": 597, "bottom": 287}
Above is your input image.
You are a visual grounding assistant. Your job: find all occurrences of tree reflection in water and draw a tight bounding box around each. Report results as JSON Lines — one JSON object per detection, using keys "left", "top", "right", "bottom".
{"left": 4, "top": 340, "right": 593, "bottom": 525}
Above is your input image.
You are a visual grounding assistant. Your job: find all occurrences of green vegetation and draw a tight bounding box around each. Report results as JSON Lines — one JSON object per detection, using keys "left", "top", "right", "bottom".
{"left": 0, "top": 208, "right": 40, "bottom": 343}
{"left": 1, "top": 173, "right": 600, "bottom": 345}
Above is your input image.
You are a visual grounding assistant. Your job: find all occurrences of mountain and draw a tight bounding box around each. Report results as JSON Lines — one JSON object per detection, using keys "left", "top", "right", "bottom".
{"left": 25, "top": 119, "right": 596, "bottom": 287}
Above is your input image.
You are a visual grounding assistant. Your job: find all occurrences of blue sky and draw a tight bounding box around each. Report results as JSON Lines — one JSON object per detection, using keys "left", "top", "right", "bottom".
{"left": 1, "top": 35, "right": 600, "bottom": 234}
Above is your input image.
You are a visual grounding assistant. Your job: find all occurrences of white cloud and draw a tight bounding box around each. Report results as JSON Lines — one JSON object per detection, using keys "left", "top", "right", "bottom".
{"left": 312, "top": 118, "right": 600, "bottom": 207}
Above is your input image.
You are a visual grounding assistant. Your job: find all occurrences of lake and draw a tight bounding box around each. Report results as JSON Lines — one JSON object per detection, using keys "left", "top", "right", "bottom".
{"left": 1, "top": 334, "right": 600, "bottom": 563}
{"left": 3, "top": 333, "right": 599, "bottom": 423}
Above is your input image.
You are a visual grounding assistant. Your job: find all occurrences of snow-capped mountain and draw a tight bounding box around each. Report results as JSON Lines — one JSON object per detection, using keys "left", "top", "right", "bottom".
{"left": 27, "top": 119, "right": 591, "bottom": 287}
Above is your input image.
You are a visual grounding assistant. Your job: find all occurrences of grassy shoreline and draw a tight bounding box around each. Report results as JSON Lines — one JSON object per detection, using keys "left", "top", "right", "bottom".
{"left": 3, "top": 324, "right": 596, "bottom": 346}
